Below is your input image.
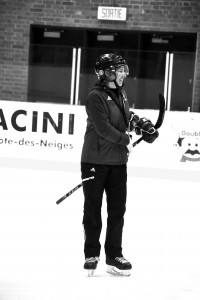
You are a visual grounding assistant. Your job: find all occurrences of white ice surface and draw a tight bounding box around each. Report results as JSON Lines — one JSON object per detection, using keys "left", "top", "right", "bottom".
{"left": 0, "top": 158, "right": 200, "bottom": 300}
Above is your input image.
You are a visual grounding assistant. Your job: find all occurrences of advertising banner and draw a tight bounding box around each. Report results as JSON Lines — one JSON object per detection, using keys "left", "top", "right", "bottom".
{"left": 128, "top": 110, "right": 200, "bottom": 169}
{"left": 0, "top": 100, "right": 200, "bottom": 170}
{"left": 0, "top": 100, "right": 87, "bottom": 162}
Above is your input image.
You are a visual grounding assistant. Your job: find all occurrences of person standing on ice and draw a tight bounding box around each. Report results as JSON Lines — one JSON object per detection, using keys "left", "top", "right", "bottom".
{"left": 81, "top": 53, "right": 159, "bottom": 276}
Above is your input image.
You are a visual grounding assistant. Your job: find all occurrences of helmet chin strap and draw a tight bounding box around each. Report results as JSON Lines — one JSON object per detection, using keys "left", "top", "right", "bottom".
{"left": 114, "top": 79, "right": 124, "bottom": 90}
{"left": 114, "top": 79, "right": 119, "bottom": 88}
{"left": 112, "top": 71, "right": 124, "bottom": 90}
{"left": 106, "top": 77, "right": 123, "bottom": 90}
{"left": 104, "top": 71, "right": 124, "bottom": 90}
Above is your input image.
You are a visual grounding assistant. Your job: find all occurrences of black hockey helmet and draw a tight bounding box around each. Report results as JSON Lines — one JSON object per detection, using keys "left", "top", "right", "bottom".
{"left": 95, "top": 53, "right": 129, "bottom": 81}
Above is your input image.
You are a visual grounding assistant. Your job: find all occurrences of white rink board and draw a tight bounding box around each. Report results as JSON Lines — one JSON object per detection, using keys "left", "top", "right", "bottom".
{"left": 0, "top": 100, "right": 87, "bottom": 162}
{"left": 0, "top": 100, "right": 200, "bottom": 170}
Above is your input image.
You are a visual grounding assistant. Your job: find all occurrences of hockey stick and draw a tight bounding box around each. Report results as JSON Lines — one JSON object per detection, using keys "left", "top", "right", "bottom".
{"left": 56, "top": 176, "right": 95, "bottom": 205}
{"left": 131, "top": 93, "right": 165, "bottom": 148}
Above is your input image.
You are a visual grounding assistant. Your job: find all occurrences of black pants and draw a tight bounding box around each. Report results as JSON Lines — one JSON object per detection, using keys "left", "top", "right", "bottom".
{"left": 81, "top": 162, "right": 127, "bottom": 259}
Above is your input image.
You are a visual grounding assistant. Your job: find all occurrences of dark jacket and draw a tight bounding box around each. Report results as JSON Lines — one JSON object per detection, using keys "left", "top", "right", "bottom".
{"left": 81, "top": 85, "right": 131, "bottom": 165}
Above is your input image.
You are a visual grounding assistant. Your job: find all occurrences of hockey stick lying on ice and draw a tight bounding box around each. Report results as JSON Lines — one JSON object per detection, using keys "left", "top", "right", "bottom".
{"left": 56, "top": 176, "right": 95, "bottom": 205}
{"left": 132, "top": 93, "right": 165, "bottom": 148}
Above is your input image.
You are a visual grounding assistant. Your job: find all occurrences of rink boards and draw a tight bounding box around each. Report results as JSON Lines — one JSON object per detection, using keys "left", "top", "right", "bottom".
{"left": 0, "top": 100, "right": 200, "bottom": 170}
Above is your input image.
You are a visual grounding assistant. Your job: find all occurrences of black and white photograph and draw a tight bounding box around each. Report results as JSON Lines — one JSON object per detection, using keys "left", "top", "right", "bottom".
{"left": 0, "top": 1, "right": 200, "bottom": 299}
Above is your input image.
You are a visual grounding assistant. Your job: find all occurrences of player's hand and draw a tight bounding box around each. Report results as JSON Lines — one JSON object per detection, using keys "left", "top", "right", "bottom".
{"left": 126, "top": 141, "right": 133, "bottom": 156}
{"left": 134, "top": 117, "right": 159, "bottom": 143}
{"left": 126, "top": 134, "right": 134, "bottom": 156}
{"left": 142, "top": 129, "right": 159, "bottom": 143}
{"left": 129, "top": 114, "right": 156, "bottom": 136}
{"left": 137, "top": 117, "right": 155, "bottom": 134}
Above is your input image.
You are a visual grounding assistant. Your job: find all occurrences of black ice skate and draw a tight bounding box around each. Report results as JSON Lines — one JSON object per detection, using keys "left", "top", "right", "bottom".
{"left": 84, "top": 257, "right": 99, "bottom": 277}
{"left": 106, "top": 256, "right": 132, "bottom": 276}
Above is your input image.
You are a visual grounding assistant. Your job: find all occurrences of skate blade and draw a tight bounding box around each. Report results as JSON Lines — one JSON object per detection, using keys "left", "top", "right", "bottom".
{"left": 107, "top": 265, "right": 131, "bottom": 277}
{"left": 87, "top": 269, "right": 95, "bottom": 277}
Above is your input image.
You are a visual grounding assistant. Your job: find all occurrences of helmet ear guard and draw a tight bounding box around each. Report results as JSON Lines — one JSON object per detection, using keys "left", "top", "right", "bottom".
{"left": 98, "top": 69, "right": 104, "bottom": 76}
{"left": 95, "top": 67, "right": 116, "bottom": 81}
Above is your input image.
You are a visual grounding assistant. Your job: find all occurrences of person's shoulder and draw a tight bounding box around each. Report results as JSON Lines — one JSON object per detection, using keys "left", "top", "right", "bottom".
{"left": 88, "top": 85, "right": 106, "bottom": 98}
{"left": 86, "top": 86, "right": 107, "bottom": 109}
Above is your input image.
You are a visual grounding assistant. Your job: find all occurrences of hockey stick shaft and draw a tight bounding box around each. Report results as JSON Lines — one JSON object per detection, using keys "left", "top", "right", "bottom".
{"left": 56, "top": 176, "right": 94, "bottom": 205}
{"left": 131, "top": 93, "right": 165, "bottom": 148}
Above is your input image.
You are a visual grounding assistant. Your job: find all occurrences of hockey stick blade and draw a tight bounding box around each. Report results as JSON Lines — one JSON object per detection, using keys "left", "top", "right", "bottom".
{"left": 132, "top": 93, "right": 165, "bottom": 148}
{"left": 56, "top": 176, "right": 94, "bottom": 205}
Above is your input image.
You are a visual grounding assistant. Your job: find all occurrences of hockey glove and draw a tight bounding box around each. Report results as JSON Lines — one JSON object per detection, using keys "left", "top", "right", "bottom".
{"left": 136, "top": 117, "right": 159, "bottom": 143}
{"left": 142, "top": 129, "right": 159, "bottom": 143}
{"left": 129, "top": 114, "right": 155, "bottom": 135}
{"left": 136, "top": 117, "right": 156, "bottom": 134}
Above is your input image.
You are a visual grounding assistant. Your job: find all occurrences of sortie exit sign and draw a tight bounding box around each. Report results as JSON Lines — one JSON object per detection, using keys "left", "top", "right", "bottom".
{"left": 97, "top": 6, "right": 127, "bottom": 21}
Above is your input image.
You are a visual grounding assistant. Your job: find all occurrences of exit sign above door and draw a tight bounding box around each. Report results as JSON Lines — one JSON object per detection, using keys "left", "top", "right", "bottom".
{"left": 97, "top": 6, "right": 127, "bottom": 21}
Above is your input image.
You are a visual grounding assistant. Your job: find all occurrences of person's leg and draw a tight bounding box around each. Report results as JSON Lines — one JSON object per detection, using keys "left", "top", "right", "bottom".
{"left": 104, "top": 164, "right": 127, "bottom": 258}
{"left": 81, "top": 163, "right": 108, "bottom": 258}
